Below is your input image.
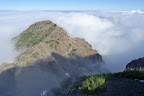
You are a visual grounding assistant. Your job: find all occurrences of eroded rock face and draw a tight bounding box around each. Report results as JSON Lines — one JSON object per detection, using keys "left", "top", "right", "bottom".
{"left": 0, "top": 20, "right": 104, "bottom": 96}
{"left": 125, "top": 57, "right": 144, "bottom": 72}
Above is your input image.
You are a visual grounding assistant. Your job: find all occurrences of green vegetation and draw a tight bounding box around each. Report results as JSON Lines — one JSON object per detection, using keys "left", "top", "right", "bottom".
{"left": 46, "top": 22, "right": 51, "bottom": 25}
{"left": 93, "top": 70, "right": 144, "bottom": 81}
{"left": 112, "top": 70, "right": 144, "bottom": 80}
{"left": 69, "top": 44, "right": 72, "bottom": 47}
{"left": 71, "top": 70, "right": 144, "bottom": 95}
{"left": 32, "top": 52, "right": 39, "bottom": 58}
{"left": 15, "top": 25, "right": 56, "bottom": 50}
{"left": 16, "top": 32, "right": 44, "bottom": 49}
{"left": 78, "top": 76, "right": 106, "bottom": 94}
{"left": 71, "top": 49, "right": 77, "bottom": 53}
{"left": 15, "top": 30, "right": 44, "bottom": 49}
{"left": 71, "top": 76, "right": 106, "bottom": 95}
{"left": 45, "top": 40, "right": 54, "bottom": 44}
{"left": 45, "top": 40, "right": 59, "bottom": 50}
{"left": 37, "top": 27, "right": 42, "bottom": 29}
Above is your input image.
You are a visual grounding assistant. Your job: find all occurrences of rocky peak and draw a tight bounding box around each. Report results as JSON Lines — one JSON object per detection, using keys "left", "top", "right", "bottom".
{"left": 0, "top": 20, "right": 103, "bottom": 96}
{"left": 125, "top": 57, "right": 144, "bottom": 72}
{"left": 13, "top": 20, "right": 101, "bottom": 66}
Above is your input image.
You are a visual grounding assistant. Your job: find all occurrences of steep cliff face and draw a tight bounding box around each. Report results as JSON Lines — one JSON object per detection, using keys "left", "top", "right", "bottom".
{"left": 125, "top": 57, "right": 144, "bottom": 72}
{"left": 0, "top": 20, "right": 103, "bottom": 96}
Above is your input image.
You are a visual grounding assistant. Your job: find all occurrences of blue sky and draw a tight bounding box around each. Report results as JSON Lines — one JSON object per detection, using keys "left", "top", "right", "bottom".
{"left": 0, "top": 0, "right": 144, "bottom": 10}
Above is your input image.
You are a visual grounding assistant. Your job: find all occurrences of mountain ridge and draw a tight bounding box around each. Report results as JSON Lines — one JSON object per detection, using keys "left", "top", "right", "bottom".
{"left": 12, "top": 20, "right": 101, "bottom": 66}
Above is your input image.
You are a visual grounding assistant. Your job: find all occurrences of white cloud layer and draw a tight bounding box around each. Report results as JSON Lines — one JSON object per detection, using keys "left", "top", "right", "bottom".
{"left": 0, "top": 10, "right": 144, "bottom": 72}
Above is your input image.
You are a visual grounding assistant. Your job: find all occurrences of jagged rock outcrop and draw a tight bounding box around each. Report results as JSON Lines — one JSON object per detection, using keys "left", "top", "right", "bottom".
{"left": 0, "top": 20, "right": 103, "bottom": 96}
{"left": 125, "top": 57, "right": 144, "bottom": 72}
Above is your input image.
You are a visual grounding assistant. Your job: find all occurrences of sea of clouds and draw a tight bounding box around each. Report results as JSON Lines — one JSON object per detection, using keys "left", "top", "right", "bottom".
{"left": 0, "top": 10, "right": 144, "bottom": 72}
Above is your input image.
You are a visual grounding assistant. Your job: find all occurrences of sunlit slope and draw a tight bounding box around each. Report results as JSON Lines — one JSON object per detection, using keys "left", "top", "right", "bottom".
{"left": 13, "top": 20, "right": 101, "bottom": 66}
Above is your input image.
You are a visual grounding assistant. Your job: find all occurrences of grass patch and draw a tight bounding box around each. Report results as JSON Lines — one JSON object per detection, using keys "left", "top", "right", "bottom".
{"left": 45, "top": 40, "right": 59, "bottom": 50}
{"left": 46, "top": 22, "right": 51, "bottom": 25}
{"left": 15, "top": 31, "right": 44, "bottom": 49}
{"left": 100, "top": 70, "right": 144, "bottom": 80}
{"left": 71, "top": 49, "right": 77, "bottom": 53}
{"left": 96, "top": 70, "right": 144, "bottom": 81}
{"left": 32, "top": 52, "right": 39, "bottom": 58}
{"left": 15, "top": 25, "right": 56, "bottom": 50}
{"left": 118, "top": 70, "right": 144, "bottom": 80}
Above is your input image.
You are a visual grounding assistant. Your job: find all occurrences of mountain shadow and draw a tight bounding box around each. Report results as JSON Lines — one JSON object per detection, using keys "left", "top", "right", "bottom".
{"left": 0, "top": 52, "right": 106, "bottom": 96}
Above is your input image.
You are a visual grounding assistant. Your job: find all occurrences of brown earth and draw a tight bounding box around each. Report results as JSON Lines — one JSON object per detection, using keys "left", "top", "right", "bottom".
{"left": 13, "top": 20, "right": 100, "bottom": 66}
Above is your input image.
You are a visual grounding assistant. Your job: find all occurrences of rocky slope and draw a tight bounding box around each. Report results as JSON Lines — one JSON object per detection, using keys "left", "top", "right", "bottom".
{"left": 46, "top": 77, "right": 144, "bottom": 96}
{"left": 0, "top": 20, "right": 103, "bottom": 96}
{"left": 13, "top": 20, "right": 101, "bottom": 66}
{"left": 125, "top": 57, "right": 144, "bottom": 72}
{"left": 44, "top": 57, "right": 144, "bottom": 96}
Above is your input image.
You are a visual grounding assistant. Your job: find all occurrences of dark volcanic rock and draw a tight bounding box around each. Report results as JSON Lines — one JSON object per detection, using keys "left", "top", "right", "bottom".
{"left": 67, "top": 77, "right": 144, "bottom": 96}
{"left": 125, "top": 57, "right": 144, "bottom": 72}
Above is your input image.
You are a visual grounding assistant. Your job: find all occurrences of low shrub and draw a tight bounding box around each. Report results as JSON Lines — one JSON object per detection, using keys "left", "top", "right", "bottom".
{"left": 78, "top": 76, "right": 106, "bottom": 94}
{"left": 104, "top": 70, "right": 144, "bottom": 80}
{"left": 122, "top": 70, "right": 144, "bottom": 80}
{"left": 70, "top": 70, "right": 144, "bottom": 95}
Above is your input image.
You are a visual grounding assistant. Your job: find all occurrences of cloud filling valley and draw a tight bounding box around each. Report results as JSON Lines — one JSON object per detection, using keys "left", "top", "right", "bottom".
{"left": 0, "top": 10, "right": 144, "bottom": 72}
